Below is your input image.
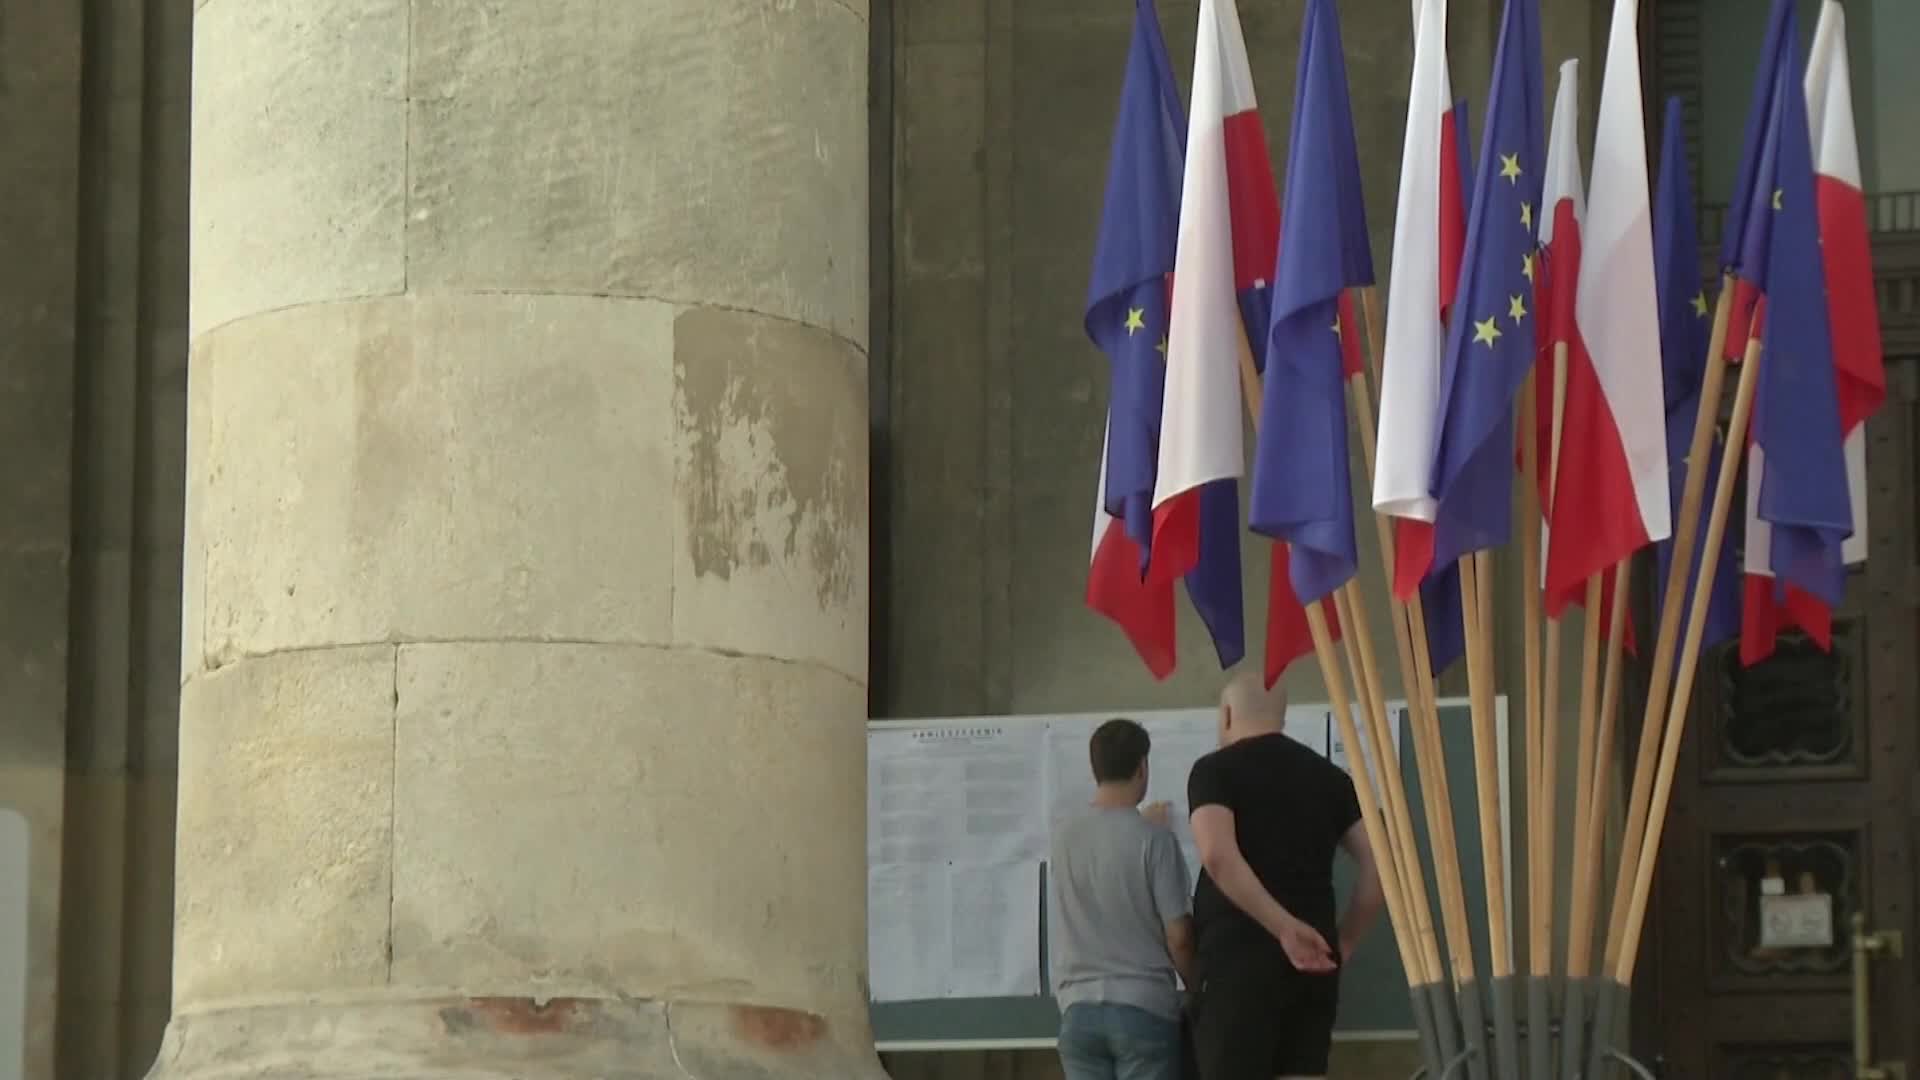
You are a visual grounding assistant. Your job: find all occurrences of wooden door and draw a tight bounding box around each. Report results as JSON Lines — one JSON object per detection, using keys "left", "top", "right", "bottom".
{"left": 1640, "top": 342, "right": 1920, "bottom": 1077}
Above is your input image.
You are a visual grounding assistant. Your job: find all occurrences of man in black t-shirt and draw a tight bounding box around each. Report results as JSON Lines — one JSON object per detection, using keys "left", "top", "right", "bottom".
{"left": 1185, "top": 672, "right": 1384, "bottom": 1080}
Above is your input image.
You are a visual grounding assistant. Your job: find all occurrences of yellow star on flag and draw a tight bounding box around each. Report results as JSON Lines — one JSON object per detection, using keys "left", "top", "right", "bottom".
{"left": 1772, "top": 188, "right": 1783, "bottom": 211}
{"left": 1500, "top": 153, "right": 1522, "bottom": 183}
{"left": 1508, "top": 294, "right": 1528, "bottom": 324}
{"left": 1521, "top": 251, "right": 1536, "bottom": 282}
{"left": 1330, "top": 317, "right": 1342, "bottom": 337}
{"left": 1473, "top": 316, "right": 1503, "bottom": 347}
{"left": 1520, "top": 202, "right": 1534, "bottom": 229}
{"left": 1155, "top": 336, "right": 1168, "bottom": 355}
{"left": 1125, "top": 307, "right": 1146, "bottom": 334}
{"left": 1691, "top": 291, "right": 1709, "bottom": 318}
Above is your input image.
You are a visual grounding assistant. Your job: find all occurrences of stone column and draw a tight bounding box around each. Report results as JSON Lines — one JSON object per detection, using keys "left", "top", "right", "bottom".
{"left": 156, "top": 1, "right": 878, "bottom": 1076}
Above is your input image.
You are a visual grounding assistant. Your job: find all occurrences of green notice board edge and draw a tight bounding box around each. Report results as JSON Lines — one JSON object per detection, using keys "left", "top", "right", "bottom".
{"left": 870, "top": 696, "right": 1509, "bottom": 1050}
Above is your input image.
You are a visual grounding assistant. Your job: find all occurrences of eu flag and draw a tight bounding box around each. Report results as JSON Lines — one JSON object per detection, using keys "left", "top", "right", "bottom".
{"left": 1250, "top": 0, "right": 1370, "bottom": 604}
{"left": 1428, "top": 0, "right": 1545, "bottom": 569}
{"left": 1742, "top": 0, "right": 1852, "bottom": 610}
{"left": 1086, "top": 0, "right": 1244, "bottom": 668}
{"left": 1651, "top": 96, "right": 1741, "bottom": 650}
{"left": 1086, "top": 0, "right": 1186, "bottom": 567}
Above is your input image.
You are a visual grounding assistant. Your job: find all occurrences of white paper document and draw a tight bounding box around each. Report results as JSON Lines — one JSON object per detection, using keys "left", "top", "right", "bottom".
{"left": 867, "top": 861, "right": 1041, "bottom": 1002}
{"left": 1326, "top": 705, "right": 1404, "bottom": 779}
{"left": 868, "top": 722, "right": 1047, "bottom": 866}
{"left": 949, "top": 863, "right": 1042, "bottom": 998}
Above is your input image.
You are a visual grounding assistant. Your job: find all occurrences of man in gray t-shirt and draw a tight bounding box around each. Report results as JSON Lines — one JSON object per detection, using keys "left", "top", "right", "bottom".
{"left": 1047, "top": 718, "right": 1197, "bottom": 1080}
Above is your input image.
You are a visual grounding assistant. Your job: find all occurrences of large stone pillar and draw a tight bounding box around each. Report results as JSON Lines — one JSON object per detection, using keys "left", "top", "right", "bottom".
{"left": 156, "top": 1, "right": 878, "bottom": 1076}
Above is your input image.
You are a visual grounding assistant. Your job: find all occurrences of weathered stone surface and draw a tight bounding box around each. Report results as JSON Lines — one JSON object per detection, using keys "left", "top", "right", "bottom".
{"left": 407, "top": 0, "right": 869, "bottom": 346}
{"left": 187, "top": 295, "right": 680, "bottom": 664}
{"left": 147, "top": 997, "right": 879, "bottom": 1079}
{"left": 172, "top": 646, "right": 396, "bottom": 1005}
{"left": 390, "top": 644, "right": 869, "bottom": 1008}
{"left": 188, "top": 0, "right": 408, "bottom": 338}
{"left": 671, "top": 308, "right": 868, "bottom": 684}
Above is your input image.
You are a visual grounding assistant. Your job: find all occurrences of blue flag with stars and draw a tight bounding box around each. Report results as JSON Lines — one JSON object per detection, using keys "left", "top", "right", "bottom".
{"left": 1651, "top": 96, "right": 1741, "bottom": 650}
{"left": 1085, "top": 0, "right": 1185, "bottom": 569}
{"left": 1250, "top": 0, "right": 1370, "bottom": 604}
{"left": 1718, "top": 0, "right": 1793, "bottom": 276}
{"left": 1743, "top": 0, "right": 1852, "bottom": 609}
{"left": 1084, "top": 0, "right": 1245, "bottom": 668}
{"left": 1427, "top": 0, "right": 1545, "bottom": 568}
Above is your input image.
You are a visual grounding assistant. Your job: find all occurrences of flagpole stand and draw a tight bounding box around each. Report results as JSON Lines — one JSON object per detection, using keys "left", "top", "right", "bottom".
{"left": 1406, "top": 1046, "right": 1477, "bottom": 1080}
{"left": 1490, "top": 976, "right": 1522, "bottom": 1080}
{"left": 1582, "top": 980, "right": 1631, "bottom": 1080}
{"left": 1452, "top": 980, "right": 1493, "bottom": 1080}
{"left": 1562, "top": 976, "right": 1596, "bottom": 1080}
{"left": 1424, "top": 981, "right": 1464, "bottom": 1079}
{"left": 1526, "top": 975, "right": 1552, "bottom": 1080}
{"left": 1410, "top": 981, "right": 1445, "bottom": 1080}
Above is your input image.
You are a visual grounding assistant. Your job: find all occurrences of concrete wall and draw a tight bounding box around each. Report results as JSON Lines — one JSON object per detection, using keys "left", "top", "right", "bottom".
{"left": 0, "top": 0, "right": 192, "bottom": 1075}
{"left": 877, "top": 0, "right": 1609, "bottom": 1076}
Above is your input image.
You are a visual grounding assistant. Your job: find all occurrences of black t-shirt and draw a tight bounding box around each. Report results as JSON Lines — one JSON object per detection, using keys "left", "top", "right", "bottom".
{"left": 1186, "top": 732, "right": 1363, "bottom": 969}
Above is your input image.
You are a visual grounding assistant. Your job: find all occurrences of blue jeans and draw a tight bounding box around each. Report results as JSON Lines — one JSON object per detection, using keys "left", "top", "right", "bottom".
{"left": 1057, "top": 1002, "right": 1182, "bottom": 1080}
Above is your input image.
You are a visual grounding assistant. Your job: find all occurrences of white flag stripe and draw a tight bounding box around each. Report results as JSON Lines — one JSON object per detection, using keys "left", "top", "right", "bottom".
{"left": 1808, "top": 0, "right": 1869, "bottom": 567}
{"left": 1371, "top": 0, "right": 1450, "bottom": 523}
{"left": 1153, "top": 0, "right": 1251, "bottom": 510}
{"left": 1573, "top": 0, "right": 1671, "bottom": 543}
{"left": 1091, "top": 415, "right": 1115, "bottom": 564}
{"left": 1539, "top": 59, "right": 1585, "bottom": 248}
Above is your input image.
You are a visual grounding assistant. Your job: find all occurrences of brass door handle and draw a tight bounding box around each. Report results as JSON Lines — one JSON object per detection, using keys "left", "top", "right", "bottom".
{"left": 1852, "top": 911, "right": 1905, "bottom": 1080}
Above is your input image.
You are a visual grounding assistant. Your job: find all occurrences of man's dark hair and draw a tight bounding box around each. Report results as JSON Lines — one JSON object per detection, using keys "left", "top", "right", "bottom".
{"left": 1089, "top": 718, "right": 1151, "bottom": 783}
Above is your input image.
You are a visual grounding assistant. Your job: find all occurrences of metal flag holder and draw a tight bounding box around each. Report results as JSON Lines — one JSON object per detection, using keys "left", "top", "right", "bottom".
{"left": 1403, "top": 990, "right": 1661, "bottom": 1080}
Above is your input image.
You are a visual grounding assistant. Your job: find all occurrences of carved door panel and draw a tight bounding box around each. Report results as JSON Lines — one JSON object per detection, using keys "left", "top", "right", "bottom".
{"left": 1646, "top": 353, "right": 1919, "bottom": 1079}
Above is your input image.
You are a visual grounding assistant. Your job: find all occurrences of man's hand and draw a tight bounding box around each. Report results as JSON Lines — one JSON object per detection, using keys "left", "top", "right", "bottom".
{"left": 1140, "top": 801, "right": 1173, "bottom": 828}
{"left": 1275, "top": 914, "right": 1337, "bottom": 974}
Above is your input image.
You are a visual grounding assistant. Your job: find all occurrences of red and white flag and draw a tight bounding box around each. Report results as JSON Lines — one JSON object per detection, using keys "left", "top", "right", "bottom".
{"left": 1740, "top": 0, "right": 1886, "bottom": 663}
{"left": 1373, "top": 0, "right": 1466, "bottom": 599}
{"left": 1542, "top": 0, "right": 1670, "bottom": 615}
{"left": 1149, "top": 0, "right": 1252, "bottom": 575}
{"left": 1088, "top": 416, "right": 1177, "bottom": 679}
{"left": 1534, "top": 57, "right": 1585, "bottom": 535}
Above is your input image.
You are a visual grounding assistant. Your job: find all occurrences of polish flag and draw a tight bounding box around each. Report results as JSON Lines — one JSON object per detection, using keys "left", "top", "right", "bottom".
{"left": 1534, "top": 58, "right": 1584, "bottom": 531}
{"left": 1542, "top": 0, "right": 1670, "bottom": 615}
{"left": 1374, "top": 0, "right": 1466, "bottom": 598}
{"left": 1533, "top": 60, "right": 1628, "bottom": 642}
{"left": 1740, "top": 0, "right": 1886, "bottom": 662}
{"left": 1088, "top": 416, "right": 1177, "bottom": 679}
{"left": 1149, "top": 0, "right": 1253, "bottom": 578}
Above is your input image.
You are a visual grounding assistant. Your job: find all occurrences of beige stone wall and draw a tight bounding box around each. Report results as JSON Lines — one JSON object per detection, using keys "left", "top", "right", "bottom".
{"left": 153, "top": 0, "right": 879, "bottom": 1076}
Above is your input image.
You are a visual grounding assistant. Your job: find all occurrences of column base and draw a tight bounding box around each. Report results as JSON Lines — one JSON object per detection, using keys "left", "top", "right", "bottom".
{"left": 146, "top": 996, "right": 889, "bottom": 1079}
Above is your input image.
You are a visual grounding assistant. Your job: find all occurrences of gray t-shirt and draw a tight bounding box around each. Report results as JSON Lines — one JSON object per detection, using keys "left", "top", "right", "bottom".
{"left": 1047, "top": 807, "right": 1192, "bottom": 1019}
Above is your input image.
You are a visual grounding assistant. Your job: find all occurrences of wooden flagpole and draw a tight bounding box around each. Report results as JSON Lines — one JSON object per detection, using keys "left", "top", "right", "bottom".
{"left": 1566, "top": 557, "right": 1632, "bottom": 977}
{"left": 1355, "top": 287, "right": 1479, "bottom": 999}
{"left": 1537, "top": 341, "right": 1571, "bottom": 977}
{"left": 1599, "top": 277, "right": 1736, "bottom": 976}
{"left": 1517, "top": 368, "right": 1548, "bottom": 983}
{"left": 1614, "top": 329, "right": 1763, "bottom": 985}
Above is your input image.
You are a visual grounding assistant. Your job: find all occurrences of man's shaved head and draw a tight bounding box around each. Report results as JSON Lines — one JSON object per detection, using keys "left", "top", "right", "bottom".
{"left": 1219, "top": 669, "right": 1287, "bottom": 743}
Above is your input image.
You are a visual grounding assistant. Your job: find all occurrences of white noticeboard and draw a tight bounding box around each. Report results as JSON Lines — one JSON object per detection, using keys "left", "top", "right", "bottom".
{"left": 1, "top": 808, "right": 27, "bottom": 1080}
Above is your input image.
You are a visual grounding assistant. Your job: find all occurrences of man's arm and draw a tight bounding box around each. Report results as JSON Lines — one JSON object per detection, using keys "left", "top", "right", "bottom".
{"left": 1336, "top": 818, "right": 1384, "bottom": 961}
{"left": 1146, "top": 830, "right": 1200, "bottom": 989}
{"left": 1190, "top": 805, "right": 1335, "bottom": 972}
{"left": 1165, "top": 915, "right": 1199, "bottom": 990}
